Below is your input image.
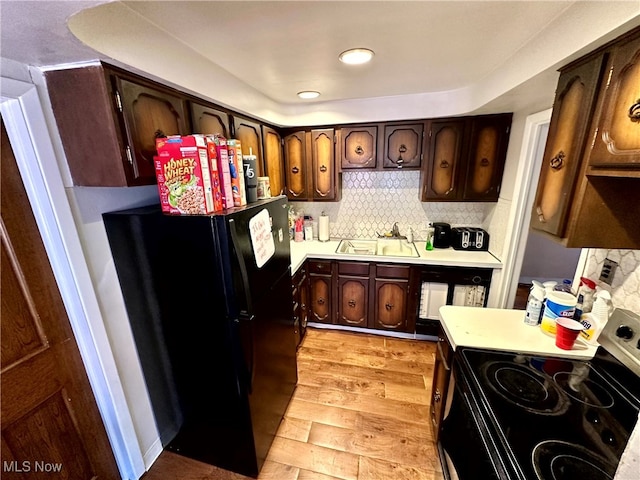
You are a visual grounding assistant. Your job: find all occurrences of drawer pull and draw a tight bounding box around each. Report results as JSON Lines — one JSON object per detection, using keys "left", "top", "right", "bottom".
{"left": 317, "top": 297, "right": 325, "bottom": 306}
{"left": 440, "top": 159, "right": 450, "bottom": 169}
{"left": 385, "top": 302, "right": 394, "bottom": 311}
{"left": 291, "top": 166, "right": 299, "bottom": 174}
{"left": 629, "top": 99, "right": 640, "bottom": 121}
{"left": 550, "top": 150, "right": 565, "bottom": 170}
{"left": 348, "top": 299, "right": 356, "bottom": 308}
{"left": 319, "top": 164, "right": 327, "bottom": 173}
{"left": 434, "top": 389, "right": 441, "bottom": 403}
{"left": 355, "top": 145, "right": 364, "bottom": 155}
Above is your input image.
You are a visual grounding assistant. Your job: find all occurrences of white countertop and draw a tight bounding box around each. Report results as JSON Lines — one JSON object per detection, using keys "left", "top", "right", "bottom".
{"left": 439, "top": 305, "right": 598, "bottom": 360}
{"left": 290, "top": 239, "right": 503, "bottom": 274}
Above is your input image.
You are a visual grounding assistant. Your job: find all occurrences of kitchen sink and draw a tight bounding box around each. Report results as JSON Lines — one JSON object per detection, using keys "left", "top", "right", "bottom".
{"left": 336, "top": 238, "right": 419, "bottom": 257}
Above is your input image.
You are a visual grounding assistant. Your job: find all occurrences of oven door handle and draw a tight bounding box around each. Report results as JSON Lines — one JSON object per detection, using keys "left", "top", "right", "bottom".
{"left": 437, "top": 338, "right": 451, "bottom": 371}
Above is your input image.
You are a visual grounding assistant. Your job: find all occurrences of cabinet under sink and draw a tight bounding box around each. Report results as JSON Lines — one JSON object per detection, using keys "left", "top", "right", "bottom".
{"left": 335, "top": 238, "right": 419, "bottom": 257}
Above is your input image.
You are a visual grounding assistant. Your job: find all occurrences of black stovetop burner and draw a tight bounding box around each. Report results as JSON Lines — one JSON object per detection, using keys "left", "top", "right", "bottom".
{"left": 459, "top": 348, "right": 640, "bottom": 479}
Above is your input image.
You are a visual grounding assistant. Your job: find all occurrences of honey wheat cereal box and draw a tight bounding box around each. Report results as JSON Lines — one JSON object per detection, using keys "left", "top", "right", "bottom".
{"left": 155, "top": 135, "right": 215, "bottom": 215}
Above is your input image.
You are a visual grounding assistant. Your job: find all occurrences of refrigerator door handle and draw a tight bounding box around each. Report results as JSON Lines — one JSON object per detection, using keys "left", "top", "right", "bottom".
{"left": 228, "top": 218, "right": 255, "bottom": 320}
{"left": 229, "top": 218, "right": 256, "bottom": 393}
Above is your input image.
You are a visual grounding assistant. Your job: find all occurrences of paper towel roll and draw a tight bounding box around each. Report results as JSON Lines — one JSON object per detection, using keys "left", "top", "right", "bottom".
{"left": 318, "top": 213, "right": 330, "bottom": 242}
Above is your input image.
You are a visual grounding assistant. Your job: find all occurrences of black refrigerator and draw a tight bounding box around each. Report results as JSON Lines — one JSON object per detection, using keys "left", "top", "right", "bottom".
{"left": 103, "top": 195, "right": 297, "bottom": 478}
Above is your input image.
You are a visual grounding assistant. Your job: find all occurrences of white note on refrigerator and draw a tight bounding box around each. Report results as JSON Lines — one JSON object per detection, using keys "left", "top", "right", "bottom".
{"left": 249, "top": 209, "right": 275, "bottom": 268}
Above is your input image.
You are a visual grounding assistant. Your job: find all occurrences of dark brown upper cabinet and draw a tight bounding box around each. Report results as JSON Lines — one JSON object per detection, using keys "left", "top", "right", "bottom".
{"left": 45, "top": 64, "right": 189, "bottom": 186}
{"left": 190, "top": 103, "right": 230, "bottom": 137}
{"left": 262, "top": 126, "right": 286, "bottom": 197}
{"left": 530, "top": 26, "right": 640, "bottom": 248}
{"left": 340, "top": 125, "right": 377, "bottom": 169}
{"left": 585, "top": 30, "right": 640, "bottom": 174}
{"left": 462, "top": 114, "right": 512, "bottom": 201}
{"left": 117, "top": 77, "right": 190, "bottom": 183}
{"left": 232, "top": 115, "right": 264, "bottom": 176}
{"left": 283, "top": 128, "right": 338, "bottom": 201}
{"left": 421, "top": 120, "right": 465, "bottom": 200}
{"left": 420, "top": 114, "right": 512, "bottom": 202}
{"left": 531, "top": 54, "right": 605, "bottom": 237}
{"left": 382, "top": 123, "right": 424, "bottom": 170}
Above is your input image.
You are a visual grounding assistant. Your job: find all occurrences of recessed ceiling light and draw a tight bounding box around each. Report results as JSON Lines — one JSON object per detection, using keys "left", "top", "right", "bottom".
{"left": 297, "top": 90, "right": 321, "bottom": 99}
{"left": 339, "top": 48, "right": 374, "bottom": 65}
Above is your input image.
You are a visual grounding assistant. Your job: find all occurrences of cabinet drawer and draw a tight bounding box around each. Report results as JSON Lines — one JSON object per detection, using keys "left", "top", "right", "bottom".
{"left": 376, "top": 264, "right": 410, "bottom": 279}
{"left": 338, "top": 262, "right": 370, "bottom": 276}
{"left": 308, "top": 260, "right": 332, "bottom": 274}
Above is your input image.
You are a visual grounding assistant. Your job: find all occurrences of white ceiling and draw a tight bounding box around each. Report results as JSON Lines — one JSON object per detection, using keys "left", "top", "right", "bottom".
{"left": 2, "top": 1, "right": 640, "bottom": 126}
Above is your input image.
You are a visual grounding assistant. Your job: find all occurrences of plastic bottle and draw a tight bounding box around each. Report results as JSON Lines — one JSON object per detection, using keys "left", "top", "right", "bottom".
{"left": 554, "top": 279, "right": 573, "bottom": 293}
{"left": 425, "top": 222, "right": 434, "bottom": 251}
{"left": 580, "top": 290, "right": 612, "bottom": 345}
{"left": 524, "top": 283, "right": 545, "bottom": 326}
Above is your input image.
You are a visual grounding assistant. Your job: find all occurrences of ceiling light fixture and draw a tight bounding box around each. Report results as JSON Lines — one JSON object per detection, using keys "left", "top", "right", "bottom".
{"left": 297, "top": 90, "right": 321, "bottom": 99}
{"left": 339, "top": 48, "right": 374, "bottom": 65}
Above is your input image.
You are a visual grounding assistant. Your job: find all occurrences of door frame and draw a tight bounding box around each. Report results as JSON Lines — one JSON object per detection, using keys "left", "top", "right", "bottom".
{"left": 1, "top": 76, "right": 144, "bottom": 479}
{"left": 498, "top": 108, "right": 588, "bottom": 308}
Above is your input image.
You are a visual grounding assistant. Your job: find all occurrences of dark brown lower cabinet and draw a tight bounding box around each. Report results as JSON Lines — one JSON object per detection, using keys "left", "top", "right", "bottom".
{"left": 430, "top": 325, "right": 453, "bottom": 443}
{"left": 308, "top": 260, "right": 333, "bottom": 324}
{"left": 299, "top": 260, "right": 418, "bottom": 333}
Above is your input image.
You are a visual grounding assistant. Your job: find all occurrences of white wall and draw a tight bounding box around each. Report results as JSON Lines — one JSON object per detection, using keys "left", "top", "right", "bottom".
{"left": 520, "top": 229, "right": 582, "bottom": 284}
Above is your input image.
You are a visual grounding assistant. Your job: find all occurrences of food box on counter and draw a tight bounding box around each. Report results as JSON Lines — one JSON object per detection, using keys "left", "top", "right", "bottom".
{"left": 154, "top": 135, "right": 216, "bottom": 215}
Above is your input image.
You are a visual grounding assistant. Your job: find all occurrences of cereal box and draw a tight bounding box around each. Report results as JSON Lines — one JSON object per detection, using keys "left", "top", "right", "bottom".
{"left": 154, "top": 135, "right": 215, "bottom": 215}
{"left": 206, "top": 135, "right": 234, "bottom": 210}
{"left": 201, "top": 138, "right": 224, "bottom": 212}
{"left": 227, "top": 139, "right": 247, "bottom": 206}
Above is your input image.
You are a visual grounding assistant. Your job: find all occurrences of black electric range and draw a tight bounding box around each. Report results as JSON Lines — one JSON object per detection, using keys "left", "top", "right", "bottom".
{"left": 440, "top": 309, "right": 640, "bottom": 480}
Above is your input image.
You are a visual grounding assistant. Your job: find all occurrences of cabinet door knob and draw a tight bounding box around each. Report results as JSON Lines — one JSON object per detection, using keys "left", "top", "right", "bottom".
{"left": 629, "top": 99, "right": 640, "bottom": 122}
{"left": 348, "top": 299, "right": 356, "bottom": 308}
{"left": 440, "top": 160, "right": 450, "bottom": 168}
{"left": 385, "top": 302, "right": 394, "bottom": 311}
{"left": 319, "top": 164, "right": 327, "bottom": 173}
{"left": 291, "top": 166, "right": 299, "bottom": 174}
{"left": 317, "top": 297, "right": 325, "bottom": 305}
{"left": 480, "top": 157, "right": 490, "bottom": 167}
{"left": 550, "top": 151, "right": 565, "bottom": 170}
{"left": 355, "top": 145, "right": 364, "bottom": 155}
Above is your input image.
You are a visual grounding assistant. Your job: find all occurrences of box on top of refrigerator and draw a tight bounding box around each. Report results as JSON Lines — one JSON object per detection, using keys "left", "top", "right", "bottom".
{"left": 206, "top": 135, "right": 234, "bottom": 210}
{"left": 154, "top": 135, "right": 215, "bottom": 215}
{"left": 227, "top": 139, "right": 247, "bottom": 206}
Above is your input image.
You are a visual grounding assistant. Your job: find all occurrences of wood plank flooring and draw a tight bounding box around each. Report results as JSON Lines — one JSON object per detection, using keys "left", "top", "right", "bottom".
{"left": 141, "top": 328, "right": 443, "bottom": 480}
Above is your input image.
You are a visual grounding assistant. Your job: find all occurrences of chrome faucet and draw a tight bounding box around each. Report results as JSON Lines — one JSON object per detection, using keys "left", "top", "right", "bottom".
{"left": 391, "top": 222, "right": 400, "bottom": 237}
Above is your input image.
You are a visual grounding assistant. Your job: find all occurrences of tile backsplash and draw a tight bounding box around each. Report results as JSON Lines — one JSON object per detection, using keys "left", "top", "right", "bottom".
{"left": 293, "top": 170, "right": 492, "bottom": 240}
{"left": 582, "top": 249, "right": 640, "bottom": 315}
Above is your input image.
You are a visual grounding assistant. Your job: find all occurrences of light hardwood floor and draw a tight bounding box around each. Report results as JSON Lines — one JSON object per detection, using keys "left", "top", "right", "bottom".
{"left": 142, "top": 328, "right": 443, "bottom": 480}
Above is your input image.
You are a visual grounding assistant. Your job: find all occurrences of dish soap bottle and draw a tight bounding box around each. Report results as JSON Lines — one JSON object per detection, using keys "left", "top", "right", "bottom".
{"left": 580, "top": 290, "right": 612, "bottom": 345}
{"left": 425, "top": 222, "right": 434, "bottom": 251}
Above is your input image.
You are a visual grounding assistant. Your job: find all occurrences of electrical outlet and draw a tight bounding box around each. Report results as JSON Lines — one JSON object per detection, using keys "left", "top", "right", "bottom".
{"left": 599, "top": 258, "right": 618, "bottom": 285}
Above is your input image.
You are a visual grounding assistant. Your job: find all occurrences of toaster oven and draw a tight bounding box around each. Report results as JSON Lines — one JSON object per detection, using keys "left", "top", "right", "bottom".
{"left": 451, "top": 227, "right": 490, "bottom": 251}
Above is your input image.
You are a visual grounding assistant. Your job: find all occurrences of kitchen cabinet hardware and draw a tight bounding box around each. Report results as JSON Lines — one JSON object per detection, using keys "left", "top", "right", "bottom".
{"left": 550, "top": 151, "right": 565, "bottom": 170}
{"left": 355, "top": 145, "right": 364, "bottom": 155}
{"left": 480, "top": 157, "right": 490, "bottom": 167}
{"left": 319, "top": 164, "right": 327, "bottom": 172}
{"left": 317, "top": 298, "right": 325, "bottom": 305}
{"left": 628, "top": 99, "right": 640, "bottom": 121}
{"left": 291, "top": 166, "right": 299, "bottom": 173}
{"left": 433, "top": 389, "right": 441, "bottom": 403}
{"left": 348, "top": 299, "right": 356, "bottom": 307}
{"left": 440, "top": 160, "right": 450, "bottom": 168}
{"left": 385, "top": 302, "right": 394, "bottom": 311}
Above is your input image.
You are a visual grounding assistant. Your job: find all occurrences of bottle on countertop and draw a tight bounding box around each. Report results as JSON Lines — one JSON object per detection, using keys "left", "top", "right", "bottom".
{"left": 554, "top": 279, "right": 573, "bottom": 294}
{"left": 580, "top": 289, "right": 612, "bottom": 345}
{"left": 425, "top": 222, "right": 434, "bottom": 251}
{"left": 525, "top": 283, "right": 545, "bottom": 326}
